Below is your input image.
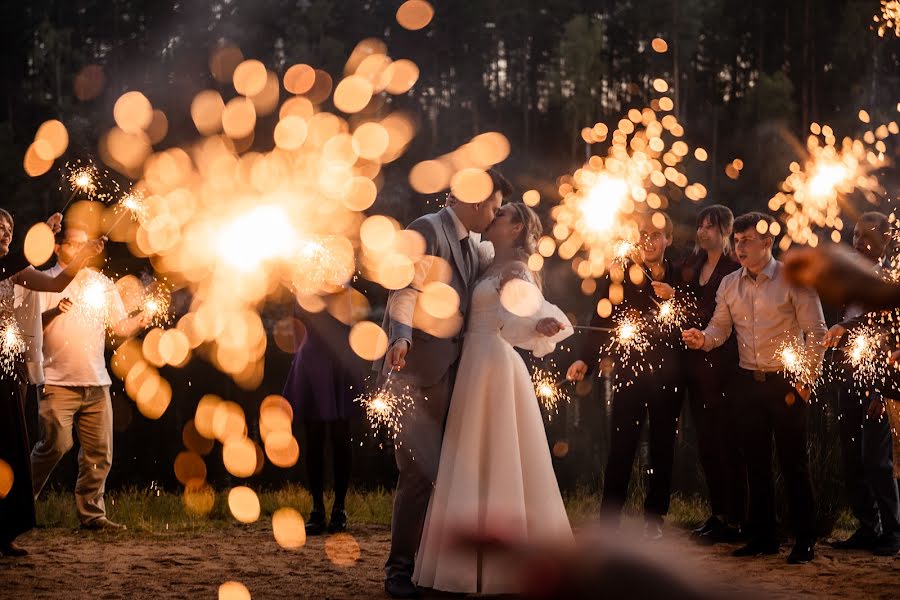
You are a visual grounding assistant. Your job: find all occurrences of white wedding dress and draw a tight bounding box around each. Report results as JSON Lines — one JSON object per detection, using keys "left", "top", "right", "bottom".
{"left": 413, "top": 260, "right": 574, "bottom": 594}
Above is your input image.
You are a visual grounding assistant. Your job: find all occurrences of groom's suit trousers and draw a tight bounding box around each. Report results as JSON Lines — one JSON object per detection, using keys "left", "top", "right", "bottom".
{"left": 385, "top": 369, "right": 453, "bottom": 579}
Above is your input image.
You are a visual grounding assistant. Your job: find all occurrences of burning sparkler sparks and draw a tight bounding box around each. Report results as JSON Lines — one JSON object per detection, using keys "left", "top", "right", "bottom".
{"left": 355, "top": 373, "right": 414, "bottom": 439}
{"left": 0, "top": 315, "right": 26, "bottom": 376}
{"left": 843, "top": 326, "right": 888, "bottom": 387}
{"left": 69, "top": 269, "right": 115, "bottom": 327}
{"left": 605, "top": 313, "right": 650, "bottom": 359}
{"left": 550, "top": 99, "right": 707, "bottom": 292}
{"left": 141, "top": 285, "right": 172, "bottom": 328}
{"left": 768, "top": 131, "right": 889, "bottom": 248}
{"left": 531, "top": 368, "right": 567, "bottom": 414}
{"left": 654, "top": 297, "right": 691, "bottom": 333}
{"left": 777, "top": 339, "right": 817, "bottom": 387}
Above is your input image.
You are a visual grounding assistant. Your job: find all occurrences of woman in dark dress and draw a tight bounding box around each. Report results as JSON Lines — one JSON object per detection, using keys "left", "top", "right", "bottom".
{"left": 283, "top": 288, "right": 364, "bottom": 535}
{"left": 675, "top": 205, "right": 747, "bottom": 543}
{"left": 0, "top": 209, "right": 103, "bottom": 556}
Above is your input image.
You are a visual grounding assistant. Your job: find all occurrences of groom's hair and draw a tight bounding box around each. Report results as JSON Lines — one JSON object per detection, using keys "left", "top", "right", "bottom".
{"left": 488, "top": 168, "right": 513, "bottom": 199}
{"left": 445, "top": 168, "right": 512, "bottom": 206}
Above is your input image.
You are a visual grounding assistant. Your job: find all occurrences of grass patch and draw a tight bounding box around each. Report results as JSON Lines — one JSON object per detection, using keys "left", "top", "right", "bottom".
{"left": 37, "top": 486, "right": 855, "bottom": 539}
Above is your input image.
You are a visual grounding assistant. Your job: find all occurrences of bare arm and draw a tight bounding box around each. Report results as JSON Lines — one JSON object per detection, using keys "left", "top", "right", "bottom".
{"left": 11, "top": 239, "right": 106, "bottom": 292}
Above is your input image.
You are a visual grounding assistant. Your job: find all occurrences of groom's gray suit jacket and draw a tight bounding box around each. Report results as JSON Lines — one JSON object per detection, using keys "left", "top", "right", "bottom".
{"left": 377, "top": 207, "right": 478, "bottom": 387}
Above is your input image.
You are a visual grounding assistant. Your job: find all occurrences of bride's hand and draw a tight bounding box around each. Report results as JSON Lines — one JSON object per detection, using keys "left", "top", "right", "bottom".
{"left": 535, "top": 317, "right": 565, "bottom": 337}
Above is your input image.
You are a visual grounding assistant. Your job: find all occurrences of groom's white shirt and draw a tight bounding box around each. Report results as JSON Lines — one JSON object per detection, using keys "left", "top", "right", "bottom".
{"left": 387, "top": 206, "right": 470, "bottom": 347}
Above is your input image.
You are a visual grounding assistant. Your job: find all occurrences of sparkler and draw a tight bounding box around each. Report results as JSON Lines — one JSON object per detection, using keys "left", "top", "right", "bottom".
{"left": 69, "top": 270, "right": 114, "bottom": 328}
{"left": 105, "top": 190, "right": 148, "bottom": 236}
{"left": 61, "top": 162, "right": 99, "bottom": 213}
{"left": 777, "top": 338, "right": 817, "bottom": 388}
{"left": 606, "top": 313, "right": 650, "bottom": 357}
{"left": 843, "top": 326, "right": 888, "bottom": 387}
{"left": 654, "top": 297, "right": 691, "bottom": 333}
{"left": 550, "top": 98, "right": 707, "bottom": 297}
{"left": 0, "top": 315, "right": 26, "bottom": 376}
{"left": 768, "top": 131, "right": 889, "bottom": 248}
{"left": 531, "top": 368, "right": 568, "bottom": 414}
{"left": 141, "top": 285, "right": 171, "bottom": 328}
{"left": 355, "top": 371, "right": 414, "bottom": 439}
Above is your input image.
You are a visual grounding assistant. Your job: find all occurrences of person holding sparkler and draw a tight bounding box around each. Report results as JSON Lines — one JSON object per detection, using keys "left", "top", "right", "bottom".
{"left": 675, "top": 205, "right": 746, "bottom": 545}
{"left": 29, "top": 225, "right": 150, "bottom": 531}
{"left": 282, "top": 289, "right": 365, "bottom": 536}
{"left": 379, "top": 169, "right": 511, "bottom": 599}
{"left": 0, "top": 209, "right": 104, "bottom": 557}
{"left": 567, "top": 211, "right": 684, "bottom": 541}
{"left": 682, "top": 212, "right": 826, "bottom": 564}
{"left": 821, "top": 212, "right": 900, "bottom": 557}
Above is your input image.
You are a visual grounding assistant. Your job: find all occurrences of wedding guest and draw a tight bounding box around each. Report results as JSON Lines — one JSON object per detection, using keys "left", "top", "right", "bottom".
{"left": 822, "top": 212, "right": 900, "bottom": 556}
{"left": 29, "top": 226, "right": 149, "bottom": 531}
{"left": 683, "top": 211, "right": 826, "bottom": 564}
{"left": 282, "top": 288, "right": 365, "bottom": 535}
{"left": 676, "top": 205, "right": 746, "bottom": 544}
{"left": 567, "top": 211, "right": 683, "bottom": 540}
{"left": 0, "top": 210, "right": 103, "bottom": 557}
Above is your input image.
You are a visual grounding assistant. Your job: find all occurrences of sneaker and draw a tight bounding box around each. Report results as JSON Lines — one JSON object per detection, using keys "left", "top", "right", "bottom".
{"left": 328, "top": 509, "right": 347, "bottom": 533}
{"left": 787, "top": 540, "right": 815, "bottom": 564}
{"left": 831, "top": 529, "right": 878, "bottom": 550}
{"left": 305, "top": 510, "right": 327, "bottom": 536}
{"left": 873, "top": 534, "right": 900, "bottom": 556}
{"left": 732, "top": 538, "right": 780, "bottom": 557}
{"left": 81, "top": 518, "right": 127, "bottom": 531}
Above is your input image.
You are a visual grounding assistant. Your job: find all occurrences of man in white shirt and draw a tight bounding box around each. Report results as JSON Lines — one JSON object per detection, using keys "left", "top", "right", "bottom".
{"left": 30, "top": 226, "right": 149, "bottom": 530}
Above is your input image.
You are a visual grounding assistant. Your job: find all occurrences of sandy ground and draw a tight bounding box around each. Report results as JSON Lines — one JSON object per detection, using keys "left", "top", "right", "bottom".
{"left": 1, "top": 524, "right": 897, "bottom": 599}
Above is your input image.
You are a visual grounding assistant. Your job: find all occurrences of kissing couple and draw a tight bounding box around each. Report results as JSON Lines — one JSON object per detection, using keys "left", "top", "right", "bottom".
{"left": 378, "top": 170, "right": 575, "bottom": 598}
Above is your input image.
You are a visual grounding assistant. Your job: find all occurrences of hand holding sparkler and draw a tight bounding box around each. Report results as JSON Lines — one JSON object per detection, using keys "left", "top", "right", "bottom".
{"left": 823, "top": 323, "right": 847, "bottom": 348}
{"left": 650, "top": 281, "right": 674, "bottom": 300}
{"left": 681, "top": 328, "right": 705, "bottom": 350}
{"left": 535, "top": 317, "right": 567, "bottom": 337}
{"left": 46, "top": 213, "right": 63, "bottom": 234}
{"left": 566, "top": 360, "right": 588, "bottom": 382}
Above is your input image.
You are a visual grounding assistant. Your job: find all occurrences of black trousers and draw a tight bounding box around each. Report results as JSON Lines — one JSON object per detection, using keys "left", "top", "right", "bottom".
{"left": 734, "top": 369, "right": 816, "bottom": 542}
{"left": 837, "top": 387, "right": 900, "bottom": 538}
{"left": 601, "top": 357, "right": 682, "bottom": 520}
{"left": 304, "top": 419, "right": 352, "bottom": 512}
{"left": 684, "top": 353, "right": 747, "bottom": 524}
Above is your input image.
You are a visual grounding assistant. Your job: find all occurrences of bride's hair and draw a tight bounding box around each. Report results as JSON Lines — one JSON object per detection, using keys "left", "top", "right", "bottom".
{"left": 507, "top": 202, "right": 544, "bottom": 288}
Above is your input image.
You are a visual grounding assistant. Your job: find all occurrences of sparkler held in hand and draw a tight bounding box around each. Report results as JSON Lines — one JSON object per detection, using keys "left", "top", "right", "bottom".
{"left": 355, "top": 369, "right": 414, "bottom": 439}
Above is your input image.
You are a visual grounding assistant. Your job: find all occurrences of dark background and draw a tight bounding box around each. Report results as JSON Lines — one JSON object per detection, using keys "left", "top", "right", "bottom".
{"left": 3, "top": 1, "right": 899, "bottom": 528}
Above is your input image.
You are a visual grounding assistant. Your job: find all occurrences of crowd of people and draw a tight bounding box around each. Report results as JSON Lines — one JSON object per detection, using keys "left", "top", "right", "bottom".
{"left": 0, "top": 173, "right": 897, "bottom": 598}
{"left": 0, "top": 211, "right": 150, "bottom": 557}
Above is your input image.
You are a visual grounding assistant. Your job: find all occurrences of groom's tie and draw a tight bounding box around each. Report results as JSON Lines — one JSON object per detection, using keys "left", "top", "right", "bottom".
{"left": 461, "top": 235, "right": 474, "bottom": 281}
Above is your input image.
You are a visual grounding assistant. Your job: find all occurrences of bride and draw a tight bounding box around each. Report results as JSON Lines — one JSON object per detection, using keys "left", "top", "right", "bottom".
{"left": 413, "top": 202, "right": 574, "bottom": 594}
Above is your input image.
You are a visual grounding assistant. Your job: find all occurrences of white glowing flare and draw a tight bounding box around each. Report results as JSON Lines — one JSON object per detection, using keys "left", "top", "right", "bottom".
{"left": 216, "top": 205, "right": 299, "bottom": 272}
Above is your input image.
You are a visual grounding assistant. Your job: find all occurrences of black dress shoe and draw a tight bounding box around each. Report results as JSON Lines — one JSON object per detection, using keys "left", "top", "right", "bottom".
{"left": 328, "top": 509, "right": 348, "bottom": 533}
{"left": 698, "top": 524, "right": 744, "bottom": 546}
{"left": 305, "top": 510, "right": 327, "bottom": 536}
{"left": 691, "top": 516, "right": 723, "bottom": 539}
{"left": 0, "top": 541, "right": 28, "bottom": 557}
{"left": 787, "top": 540, "right": 815, "bottom": 564}
{"left": 384, "top": 575, "right": 419, "bottom": 599}
{"left": 873, "top": 534, "right": 900, "bottom": 556}
{"left": 732, "top": 538, "right": 780, "bottom": 557}
{"left": 831, "top": 529, "right": 878, "bottom": 550}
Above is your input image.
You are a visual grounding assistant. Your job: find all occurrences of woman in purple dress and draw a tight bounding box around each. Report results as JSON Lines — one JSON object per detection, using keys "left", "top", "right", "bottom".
{"left": 283, "top": 289, "right": 364, "bottom": 535}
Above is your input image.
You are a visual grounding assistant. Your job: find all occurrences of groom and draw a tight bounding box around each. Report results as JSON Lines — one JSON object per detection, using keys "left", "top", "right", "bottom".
{"left": 380, "top": 170, "right": 511, "bottom": 599}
